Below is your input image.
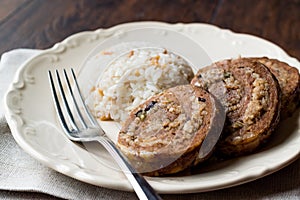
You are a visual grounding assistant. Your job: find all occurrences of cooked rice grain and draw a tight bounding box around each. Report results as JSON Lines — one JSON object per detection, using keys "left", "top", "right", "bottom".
{"left": 87, "top": 47, "right": 194, "bottom": 122}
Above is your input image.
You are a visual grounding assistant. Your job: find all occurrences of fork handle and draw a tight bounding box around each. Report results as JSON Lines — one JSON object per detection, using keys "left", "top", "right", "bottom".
{"left": 96, "top": 137, "right": 163, "bottom": 200}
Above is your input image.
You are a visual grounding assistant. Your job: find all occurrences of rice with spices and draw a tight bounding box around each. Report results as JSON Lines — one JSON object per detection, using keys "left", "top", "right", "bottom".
{"left": 87, "top": 47, "right": 194, "bottom": 122}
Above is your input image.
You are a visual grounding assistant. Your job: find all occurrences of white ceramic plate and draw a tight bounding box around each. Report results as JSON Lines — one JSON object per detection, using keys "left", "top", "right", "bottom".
{"left": 4, "top": 22, "right": 300, "bottom": 194}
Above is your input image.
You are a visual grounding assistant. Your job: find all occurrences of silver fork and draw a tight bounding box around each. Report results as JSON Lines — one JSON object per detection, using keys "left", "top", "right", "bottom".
{"left": 48, "top": 69, "right": 162, "bottom": 200}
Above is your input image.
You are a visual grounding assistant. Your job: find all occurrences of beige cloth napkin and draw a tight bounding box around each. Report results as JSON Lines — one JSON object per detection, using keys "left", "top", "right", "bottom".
{"left": 0, "top": 49, "right": 299, "bottom": 200}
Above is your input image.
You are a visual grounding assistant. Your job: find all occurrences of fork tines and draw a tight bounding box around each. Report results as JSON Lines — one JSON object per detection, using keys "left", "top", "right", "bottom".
{"left": 48, "top": 69, "right": 97, "bottom": 135}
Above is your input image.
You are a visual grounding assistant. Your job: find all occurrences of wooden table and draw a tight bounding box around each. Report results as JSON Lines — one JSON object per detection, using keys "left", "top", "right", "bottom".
{"left": 0, "top": 0, "right": 299, "bottom": 199}
{"left": 1, "top": 0, "right": 299, "bottom": 60}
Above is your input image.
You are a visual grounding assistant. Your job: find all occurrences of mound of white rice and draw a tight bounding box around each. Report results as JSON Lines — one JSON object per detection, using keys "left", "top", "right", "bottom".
{"left": 87, "top": 47, "right": 194, "bottom": 122}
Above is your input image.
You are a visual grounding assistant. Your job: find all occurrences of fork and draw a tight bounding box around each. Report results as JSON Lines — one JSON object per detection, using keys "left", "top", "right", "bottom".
{"left": 48, "top": 69, "right": 162, "bottom": 200}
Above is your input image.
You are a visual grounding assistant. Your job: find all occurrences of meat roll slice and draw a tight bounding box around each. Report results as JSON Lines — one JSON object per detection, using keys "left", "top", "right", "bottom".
{"left": 251, "top": 57, "right": 300, "bottom": 119}
{"left": 191, "top": 58, "right": 280, "bottom": 156}
{"left": 117, "top": 85, "right": 225, "bottom": 176}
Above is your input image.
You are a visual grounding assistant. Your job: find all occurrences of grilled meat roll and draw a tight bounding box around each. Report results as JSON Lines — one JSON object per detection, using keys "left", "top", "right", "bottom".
{"left": 250, "top": 57, "right": 300, "bottom": 119}
{"left": 117, "top": 85, "right": 225, "bottom": 176}
{"left": 191, "top": 58, "right": 281, "bottom": 156}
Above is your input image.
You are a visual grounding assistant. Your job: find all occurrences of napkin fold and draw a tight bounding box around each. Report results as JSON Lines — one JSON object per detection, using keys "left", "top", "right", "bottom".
{"left": 0, "top": 117, "right": 136, "bottom": 200}
{"left": 0, "top": 49, "right": 299, "bottom": 200}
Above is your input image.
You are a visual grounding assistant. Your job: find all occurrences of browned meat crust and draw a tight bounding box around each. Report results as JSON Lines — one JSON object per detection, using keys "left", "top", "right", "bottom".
{"left": 117, "top": 85, "right": 225, "bottom": 176}
{"left": 191, "top": 58, "right": 281, "bottom": 156}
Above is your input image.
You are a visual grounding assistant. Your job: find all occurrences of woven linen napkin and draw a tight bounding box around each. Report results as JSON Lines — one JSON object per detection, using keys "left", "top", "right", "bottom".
{"left": 0, "top": 49, "right": 299, "bottom": 200}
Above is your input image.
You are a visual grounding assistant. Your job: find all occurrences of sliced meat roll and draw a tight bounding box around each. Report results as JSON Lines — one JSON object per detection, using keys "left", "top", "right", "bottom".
{"left": 117, "top": 85, "right": 225, "bottom": 176}
{"left": 191, "top": 58, "right": 280, "bottom": 156}
{"left": 250, "top": 57, "right": 300, "bottom": 119}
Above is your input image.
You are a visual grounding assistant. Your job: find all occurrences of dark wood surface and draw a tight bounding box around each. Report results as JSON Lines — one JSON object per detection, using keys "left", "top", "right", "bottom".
{"left": 0, "top": 0, "right": 299, "bottom": 60}
{"left": 0, "top": 0, "right": 299, "bottom": 199}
